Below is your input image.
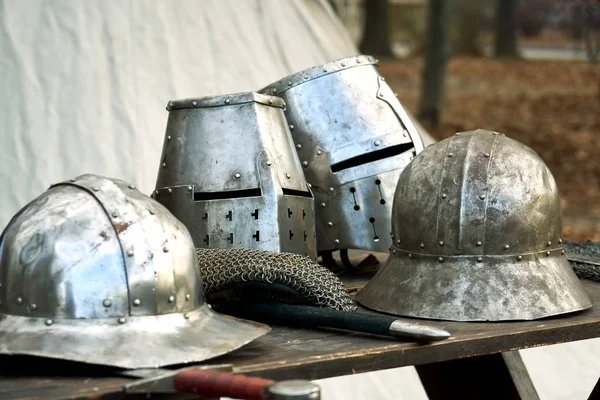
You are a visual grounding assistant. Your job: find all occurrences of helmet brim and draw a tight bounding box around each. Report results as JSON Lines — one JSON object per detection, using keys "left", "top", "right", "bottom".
{"left": 0, "top": 304, "right": 269, "bottom": 369}
{"left": 357, "top": 252, "right": 592, "bottom": 321}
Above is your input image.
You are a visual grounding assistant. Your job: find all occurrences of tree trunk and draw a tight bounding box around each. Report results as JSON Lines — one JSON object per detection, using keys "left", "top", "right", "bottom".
{"left": 494, "top": 0, "right": 519, "bottom": 58}
{"left": 359, "top": 0, "right": 393, "bottom": 57}
{"left": 418, "top": 0, "right": 450, "bottom": 127}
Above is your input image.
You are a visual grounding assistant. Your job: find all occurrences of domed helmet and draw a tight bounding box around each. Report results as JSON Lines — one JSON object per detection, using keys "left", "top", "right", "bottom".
{"left": 357, "top": 130, "right": 591, "bottom": 321}
{"left": 259, "top": 55, "right": 424, "bottom": 257}
{"left": 0, "top": 174, "right": 269, "bottom": 368}
{"left": 154, "top": 92, "right": 317, "bottom": 260}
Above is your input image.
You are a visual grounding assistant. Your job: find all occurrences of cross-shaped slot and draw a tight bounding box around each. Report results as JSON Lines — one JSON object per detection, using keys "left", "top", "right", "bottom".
{"left": 288, "top": 208, "right": 293, "bottom": 218}
{"left": 202, "top": 213, "right": 208, "bottom": 222}
{"left": 289, "top": 230, "right": 294, "bottom": 240}
{"left": 302, "top": 209, "right": 306, "bottom": 219}
{"left": 203, "top": 235, "right": 209, "bottom": 245}
{"left": 304, "top": 231, "right": 307, "bottom": 241}
{"left": 251, "top": 209, "right": 259, "bottom": 219}
{"left": 227, "top": 233, "right": 234, "bottom": 244}
{"left": 252, "top": 230, "right": 260, "bottom": 242}
{"left": 226, "top": 210, "right": 232, "bottom": 221}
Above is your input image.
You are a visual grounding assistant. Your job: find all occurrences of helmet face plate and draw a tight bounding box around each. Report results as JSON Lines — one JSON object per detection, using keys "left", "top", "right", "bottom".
{"left": 260, "top": 55, "right": 423, "bottom": 254}
{"left": 0, "top": 174, "right": 269, "bottom": 368}
{"left": 357, "top": 130, "right": 592, "bottom": 321}
{"left": 154, "top": 92, "right": 317, "bottom": 259}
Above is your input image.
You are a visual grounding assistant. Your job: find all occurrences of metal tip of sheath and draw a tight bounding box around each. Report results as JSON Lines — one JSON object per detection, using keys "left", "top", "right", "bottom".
{"left": 389, "top": 320, "right": 451, "bottom": 342}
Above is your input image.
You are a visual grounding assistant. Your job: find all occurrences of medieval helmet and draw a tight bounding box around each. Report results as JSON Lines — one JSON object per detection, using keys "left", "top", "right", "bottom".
{"left": 0, "top": 174, "right": 269, "bottom": 368}
{"left": 357, "top": 129, "right": 592, "bottom": 321}
{"left": 259, "top": 55, "right": 424, "bottom": 256}
{"left": 153, "top": 92, "right": 317, "bottom": 259}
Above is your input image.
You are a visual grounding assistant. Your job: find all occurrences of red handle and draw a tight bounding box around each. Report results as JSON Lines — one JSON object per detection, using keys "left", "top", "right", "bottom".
{"left": 174, "top": 368, "right": 273, "bottom": 400}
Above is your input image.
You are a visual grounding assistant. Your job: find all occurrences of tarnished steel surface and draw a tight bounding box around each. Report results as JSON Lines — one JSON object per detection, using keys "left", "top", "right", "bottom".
{"left": 154, "top": 92, "right": 316, "bottom": 258}
{"left": 259, "top": 55, "right": 424, "bottom": 254}
{"left": 357, "top": 130, "right": 592, "bottom": 321}
{"left": 0, "top": 174, "right": 269, "bottom": 368}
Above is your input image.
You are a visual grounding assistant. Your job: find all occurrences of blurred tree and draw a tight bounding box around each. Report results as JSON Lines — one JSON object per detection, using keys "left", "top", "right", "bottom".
{"left": 494, "top": 0, "right": 520, "bottom": 57}
{"left": 452, "top": 1, "right": 486, "bottom": 55}
{"left": 359, "top": 0, "right": 394, "bottom": 57}
{"left": 418, "top": 0, "right": 450, "bottom": 127}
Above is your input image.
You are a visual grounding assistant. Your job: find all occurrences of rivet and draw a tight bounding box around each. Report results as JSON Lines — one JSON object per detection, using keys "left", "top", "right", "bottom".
{"left": 128, "top": 185, "right": 135, "bottom": 189}
{"left": 504, "top": 244, "right": 510, "bottom": 250}
{"left": 477, "top": 257, "right": 483, "bottom": 262}
{"left": 320, "top": 203, "right": 326, "bottom": 208}
{"left": 356, "top": 57, "right": 362, "bottom": 63}
{"left": 547, "top": 241, "right": 552, "bottom": 246}
{"left": 374, "top": 140, "right": 381, "bottom": 146}
{"left": 168, "top": 296, "right": 175, "bottom": 303}
{"left": 334, "top": 239, "right": 340, "bottom": 244}
{"left": 476, "top": 241, "right": 482, "bottom": 247}
{"left": 133, "top": 299, "right": 141, "bottom": 306}
{"left": 327, "top": 222, "right": 333, "bottom": 227}
{"left": 455, "top": 132, "right": 461, "bottom": 136}
{"left": 392, "top": 249, "right": 396, "bottom": 255}
{"left": 30, "top": 303, "right": 37, "bottom": 310}
{"left": 561, "top": 250, "right": 565, "bottom": 255}
{"left": 441, "top": 193, "right": 447, "bottom": 199}
{"left": 484, "top": 153, "right": 490, "bottom": 158}
{"left": 410, "top": 156, "right": 414, "bottom": 160}
{"left": 397, "top": 239, "right": 401, "bottom": 245}
{"left": 268, "top": 99, "right": 274, "bottom": 105}
{"left": 302, "top": 161, "right": 308, "bottom": 167}
{"left": 168, "top": 101, "right": 173, "bottom": 108}
{"left": 69, "top": 178, "right": 77, "bottom": 182}
{"left": 167, "top": 188, "right": 172, "bottom": 194}
{"left": 316, "top": 150, "right": 323, "bottom": 156}
{"left": 307, "top": 183, "right": 312, "bottom": 188}
{"left": 111, "top": 212, "right": 118, "bottom": 218}
{"left": 303, "top": 74, "right": 309, "bottom": 80}
{"left": 379, "top": 93, "right": 384, "bottom": 98}
{"left": 296, "top": 144, "right": 302, "bottom": 149}
{"left": 127, "top": 249, "right": 134, "bottom": 257}
{"left": 185, "top": 294, "right": 191, "bottom": 301}
{"left": 438, "top": 257, "right": 444, "bottom": 263}
{"left": 289, "top": 124, "right": 294, "bottom": 130}
{"left": 167, "top": 135, "right": 172, "bottom": 141}
{"left": 288, "top": 81, "right": 292, "bottom": 86}
{"left": 420, "top": 243, "right": 425, "bottom": 248}
{"left": 328, "top": 187, "right": 334, "bottom": 192}
{"left": 558, "top": 239, "right": 563, "bottom": 244}
{"left": 184, "top": 313, "right": 190, "bottom": 320}
{"left": 103, "top": 299, "right": 112, "bottom": 307}
{"left": 447, "top": 153, "right": 453, "bottom": 157}
{"left": 148, "top": 209, "right": 155, "bottom": 215}
{"left": 368, "top": 56, "right": 374, "bottom": 62}
{"left": 183, "top": 185, "right": 191, "bottom": 192}
{"left": 408, "top": 253, "right": 413, "bottom": 259}
{"left": 225, "top": 99, "right": 231, "bottom": 105}
{"left": 395, "top": 93, "right": 398, "bottom": 97}
{"left": 45, "top": 319, "right": 53, "bottom": 326}
{"left": 16, "top": 297, "right": 23, "bottom": 304}
{"left": 192, "top": 101, "right": 197, "bottom": 106}
{"left": 517, "top": 255, "right": 523, "bottom": 261}
{"left": 341, "top": 63, "right": 346, "bottom": 67}
{"left": 234, "top": 173, "right": 241, "bottom": 179}
{"left": 546, "top": 251, "right": 551, "bottom": 256}
{"left": 162, "top": 163, "right": 167, "bottom": 168}
{"left": 439, "top": 241, "right": 444, "bottom": 246}
{"left": 118, "top": 317, "right": 126, "bottom": 324}
{"left": 479, "top": 194, "right": 486, "bottom": 200}
{"left": 381, "top": 77, "right": 385, "bottom": 81}
{"left": 286, "top": 173, "right": 291, "bottom": 179}
{"left": 163, "top": 246, "right": 169, "bottom": 253}
{"left": 266, "top": 160, "right": 272, "bottom": 166}
{"left": 272, "top": 88, "right": 277, "bottom": 94}
{"left": 492, "top": 132, "right": 499, "bottom": 135}
{"left": 92, "top": 187, "right": 100, "bottom": 191}
{"left": 323, "top": 68, "right": 327, "bottom": 73}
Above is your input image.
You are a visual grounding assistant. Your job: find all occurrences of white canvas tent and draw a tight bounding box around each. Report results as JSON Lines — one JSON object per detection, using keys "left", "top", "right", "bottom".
{"left": 0, "top": 1, "right": 598, "bottom": 398}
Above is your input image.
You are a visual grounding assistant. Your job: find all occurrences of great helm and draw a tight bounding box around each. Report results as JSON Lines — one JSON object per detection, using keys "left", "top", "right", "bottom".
{"left": 0, "top": 174, "right": 269, "bottom": 368}
{"left": 357, "top": 130, "right": 592, "bottom": 321}
{"left": 259, "top": 55, "right": 424, "bottom": 255}
{"left": 154, "top": 92, "right": 317, "bottom": 259}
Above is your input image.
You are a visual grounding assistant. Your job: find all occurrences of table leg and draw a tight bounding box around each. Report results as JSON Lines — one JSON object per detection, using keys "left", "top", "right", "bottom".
{"left": 415, "top": 351, "right": 539, "bottom": 400}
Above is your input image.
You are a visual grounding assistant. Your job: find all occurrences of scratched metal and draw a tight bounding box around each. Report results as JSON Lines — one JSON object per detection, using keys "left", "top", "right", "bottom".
{"left": 357, "top": 130, "right": 592, "bottom": 321}
{"left": 154, "top": 92, "right": 316, "bottom": 259}
{"left": 259, "top": 55, "right": 424, "bottom": 254}
{"left": 0, "top": 174, "right": 269, "bottom": 368}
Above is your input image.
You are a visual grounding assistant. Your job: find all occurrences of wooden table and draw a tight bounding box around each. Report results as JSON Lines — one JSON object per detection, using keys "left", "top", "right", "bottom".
{"left": 1, "top": 278, "right": 599, "bottom": 400}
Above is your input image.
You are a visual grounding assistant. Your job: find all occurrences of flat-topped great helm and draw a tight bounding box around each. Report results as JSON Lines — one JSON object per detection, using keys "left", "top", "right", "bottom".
{"left": 259, "top": 55, "right": 424, "bottom": 256}
{"left": 0, "top": 174, "right": 269, "bottom": 368}
{"left": 154, "top": 92, "right": 317, "bottom": 259}
{"left": 357, "top": 129, "right": 591, "bottom": 321}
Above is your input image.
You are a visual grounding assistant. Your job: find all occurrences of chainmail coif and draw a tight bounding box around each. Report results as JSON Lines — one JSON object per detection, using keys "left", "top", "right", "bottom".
{"left": 197, "top": 248, "right": 357, "bottom": 312}
{"left": 565, "top": 240, "right": 600, "bottom": 282}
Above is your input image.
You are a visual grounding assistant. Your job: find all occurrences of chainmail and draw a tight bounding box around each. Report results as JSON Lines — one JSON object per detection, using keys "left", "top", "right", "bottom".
{"left": 564, "top": 240, "right": 600, "bottom": 282}
{"left": 197, "top": 248, "right": 357, "bottom": 312}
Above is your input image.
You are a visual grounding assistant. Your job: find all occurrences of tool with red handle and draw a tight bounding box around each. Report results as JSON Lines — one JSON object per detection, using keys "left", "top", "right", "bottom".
{"left": 123, "top": 365, "right": 320, "bottom": 399}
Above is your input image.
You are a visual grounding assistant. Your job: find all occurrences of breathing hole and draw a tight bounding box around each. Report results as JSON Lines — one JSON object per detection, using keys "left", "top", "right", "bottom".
{"left": 349, "top": 187, "right": 356, "bottom": 193}
{"left": 380, "top": 199, "right": 386, "bottom": 205}
{"left": 374, "top": 236, "right": 380, "bottom": 242}
{"left": 375, "top": 179, "right": 381, "bottom": 185}
{"left": 369, "top": 217, "right": 375, "bottom": 223}
{"left": 354, "top": 205, "right": 360, "bottom": 211}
